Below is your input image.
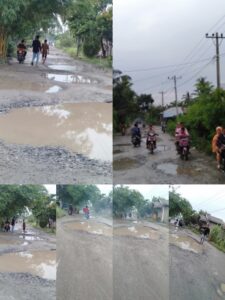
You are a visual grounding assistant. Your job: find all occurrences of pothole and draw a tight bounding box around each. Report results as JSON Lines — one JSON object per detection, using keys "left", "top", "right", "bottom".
{"left": 170, "top": 234, "right": 202, "bottom": 253}
{"left": 113, "top": 158, "right": 140, "bottom": 170}
{"left": 64, "top": 221, "right": 112, "bottom": 237}
{"left": 114, "top": 225, "right": 159, "bottom": 240}
{"left": 0, "top": 250, "right": 56, "bottom": 280}
{"left": 0, "top": 103, "right": 112, "bottom": 161}
{"left": 45, "top": 85, "right": 62, "bottom": 93}
{"left": 46, "top": 73, "right": 98, "bottom": 84}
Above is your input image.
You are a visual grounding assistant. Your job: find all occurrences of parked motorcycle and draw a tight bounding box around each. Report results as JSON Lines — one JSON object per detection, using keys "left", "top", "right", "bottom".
{"left": 132, "top": 135, "right": 141, "bottom": 147}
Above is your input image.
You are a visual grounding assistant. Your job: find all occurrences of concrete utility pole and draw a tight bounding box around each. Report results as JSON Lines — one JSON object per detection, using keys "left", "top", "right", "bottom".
{"left": 206, "top": 32, "right": 225, "bottom": 89}
{"left": 168, "top": 75, "right": 182, "bottom": 116}
{"left": 159, "top": 91, "right": 165, "bottom": 107}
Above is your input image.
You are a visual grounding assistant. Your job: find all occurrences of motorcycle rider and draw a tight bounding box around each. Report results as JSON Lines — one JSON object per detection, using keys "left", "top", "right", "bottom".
{"left": 146, "top": 124, "right": 158, "bottom": 149}
{"left": 131, "top": 123, "right": 141, "bottom": 139}
{"left": 175, "top": 123, "right": 189, "bottom": 153}
{"left": 17, "top": 39, "right": 27, "bottom": 60}
{"left": 212, "top": 126, "right": 222, "bottom": 169}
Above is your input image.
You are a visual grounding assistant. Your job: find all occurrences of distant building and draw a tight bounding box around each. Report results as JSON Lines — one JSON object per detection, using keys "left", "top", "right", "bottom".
{"left": 152, "top": 198, "right": 169, "bottom": 223}
{"left": 162, "top": 107, "right": 184, "bottom": 119}
{"left": 199, "top": 214, "right": 224, "bottom": 228}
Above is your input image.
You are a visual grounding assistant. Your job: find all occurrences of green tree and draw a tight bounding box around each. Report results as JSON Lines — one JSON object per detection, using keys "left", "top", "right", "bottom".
{"left": 169, "top": 190, "right": 193, "bottom": 224}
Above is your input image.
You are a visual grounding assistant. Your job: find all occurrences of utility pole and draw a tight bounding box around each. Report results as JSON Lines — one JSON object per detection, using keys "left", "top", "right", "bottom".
{"left": 206, "top": 32, "right": 225, "bottom": 89}
{"left": 168, "top": 75, "right": 182, "bottom": 116}
{"left": 159, "top": 91, "right": 165, "bottom": 107}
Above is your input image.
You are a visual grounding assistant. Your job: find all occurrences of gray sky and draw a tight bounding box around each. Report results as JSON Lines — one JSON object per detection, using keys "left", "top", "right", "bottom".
{"left": 44, "top": 185, "right": 56, "bottom": 195}
{"left": 172, "top": 185, "right": 225, "bottom": 222}
{"left": 114, "top": 0, "right": 225, "bottom": 105}
{"left": 123, "top": 184, "right": 168, "bottom": 200}
{"left": 97, "top": 185, "right": 112, "bottom": 195}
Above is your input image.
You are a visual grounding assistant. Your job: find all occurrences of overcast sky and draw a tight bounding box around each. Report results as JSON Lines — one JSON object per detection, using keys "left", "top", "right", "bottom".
{"left": 172, "top": 185, "right": 225, "bottom": 222}
{"left": 114, "top": 0, "right": 225, "bottom": 105}
{"left": 97, "top": 184, "right": 112, "bottom": 195}
{"left": 44, "top": 185, "right": 56, "bottom": 195}
{"left": 123, "top": 184, "right": 168, "bottom": 200}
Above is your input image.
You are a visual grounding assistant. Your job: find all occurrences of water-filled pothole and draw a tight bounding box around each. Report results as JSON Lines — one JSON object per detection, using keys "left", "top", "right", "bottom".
{"left": 170, "top": 234, "right": 202, "bottom": 253}
{"left": 48, "top": 64, "right": 81, "bottom": 72}
{"left": 114, "top": 225, "right": 159, "bottom": 240}
{"left": 64, "top": 221, "right": 112, "bottom": 236}
{"left": 113, "top": 158, "right": 140, "bottom": 170}
{"left": 46, "top": 73, "right": 98, "bottom": 84}
{"left": 0, "top": 250, "right": 56, "bottom": 280}
{"left": 0, "top": 103, "right": 112, "bottom": 161}
{"left": 45, "top": 85, "right": 62, "bottom": 93}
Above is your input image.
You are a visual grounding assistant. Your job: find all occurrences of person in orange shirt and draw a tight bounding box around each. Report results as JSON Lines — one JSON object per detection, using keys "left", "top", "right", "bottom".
{"left": 212, "top": 126, "right": 222, "bottom": 169}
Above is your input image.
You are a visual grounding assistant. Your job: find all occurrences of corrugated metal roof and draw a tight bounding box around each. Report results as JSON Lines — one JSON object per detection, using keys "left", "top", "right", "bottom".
{"left": 163, "top": 107, "right": 183, "bottom": 118}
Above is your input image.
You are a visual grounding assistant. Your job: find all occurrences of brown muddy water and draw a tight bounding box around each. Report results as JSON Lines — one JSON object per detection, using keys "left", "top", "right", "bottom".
{"left": 0, "top": 250, "right": 56, "bottom": 280}
{"left": 46, "top": 73, "right": 98, "bottom": 84}
{"left": 170, "top": 234, "right": 202, "bottom": 254}
{"left": 114, "top": 225, "right": 159, "bottom": 240}
{"left": 0, "top": 103, "right": 112, "bottom": 161}
{"left": 64, "top": 221, "right": 112, "bottom": 237}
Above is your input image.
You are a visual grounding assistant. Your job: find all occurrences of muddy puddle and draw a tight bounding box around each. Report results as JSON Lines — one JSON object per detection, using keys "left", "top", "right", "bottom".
{"left": 19, "top": 235, "right": 43, "bottom": 241}
{"left": 45, "top": 85, "right": 62, "bottom": 93}
{"left": 46, "top": 73, "right": 98, "bottom": 84}
{"left": 170, "top": 234, "right": 202, "bottom": 253}
{"left": 0, "top": 250, "right": 56, "bottom": 280}
{"left": 114, "top": 225, "right": 159, "bottom": 240}
{"left": 0, "top": 77, "right": 50, "bottom": 92}
{"left": 0, "top": 103, "right": 112, "bottom": 161}
{"left": 113, "top": 158, "right": 140, "bottom": 170}
{"left": 48, "top": 64, "right": 81, "bottom": 72}
{"left": 0, "top": 235, "right": 20, "bottom": 245}
{"left": 156, "top": 162, "right": 202, "bottom": 176}
{"left": 64, "top": 221, "right": 112, "bottom": 237}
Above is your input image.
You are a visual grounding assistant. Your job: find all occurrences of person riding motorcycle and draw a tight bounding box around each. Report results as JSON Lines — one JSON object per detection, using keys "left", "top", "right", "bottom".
{"left": 131, "top": 123, "right": 141, "bottom": 138}
{"left": 175, "top": 123, "right": 189, "bottom": 153}
{"left": 146, "top": 125, "right": 158, "bottom": 149}
{"left": 17, "top": 39, "right": 27, "bottom": 59}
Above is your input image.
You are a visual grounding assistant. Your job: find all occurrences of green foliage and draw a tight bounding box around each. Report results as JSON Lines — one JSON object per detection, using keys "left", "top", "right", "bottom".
{"left": 56, "top": 206, "right": 67, "bottom": 218}
{"left": 57, "top": 185, "right": 111, "bottom": 213}
{"left": 113, "top": 186, "right": 150, "bottom": 218}
{"left": 56, "top": 31, "right": 75, "bottom": 48}
{"left": 169, "top": 190, "right": 194, "bottom": 224}
{"left": 83, "top": 36, "right": 100, "bottom": 57}
{"left": 209, "top": 225, "right": 225, "bottom": 252}
{"left": 67, "top": 0, "right": 112, "bottom": 57}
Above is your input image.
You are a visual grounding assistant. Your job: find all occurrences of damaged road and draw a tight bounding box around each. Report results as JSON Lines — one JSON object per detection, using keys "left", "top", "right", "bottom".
{"left": 0, "top": 223, "right": 56, "bottom": 300}
{"left": 0, "top": 47, "right": 112, "bottom": 183}
{"left": 113, "top": 126, "right": 225, "bottom": 184}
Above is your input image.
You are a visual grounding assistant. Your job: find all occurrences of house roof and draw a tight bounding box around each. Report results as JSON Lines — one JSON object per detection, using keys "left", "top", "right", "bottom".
{"left": 153, "top": 198, "right": 169, "bottom": 208}
{"left": 163, "top": 107, "right": 183, "bottom": 119}
{"left": 200, "top": 214, "right": 224, "bottom": 225}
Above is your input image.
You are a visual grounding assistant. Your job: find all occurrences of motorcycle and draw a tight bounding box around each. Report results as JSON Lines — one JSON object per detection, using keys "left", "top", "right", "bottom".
{"left": 132, "top": 135, "right": 141, "bottom": 147}
{"left": 147, "top": 133, "right": 156, "bottom": 154}
{"left": 17, "top": 48, "right": 25, "bottom": 64}
{"left": 179, "top": 136, "right": 189, "bottom": 160}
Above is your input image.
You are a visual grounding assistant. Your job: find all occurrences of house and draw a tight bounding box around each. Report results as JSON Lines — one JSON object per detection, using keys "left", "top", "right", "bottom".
{"left": 162, "top": 107, "right": 184, "bottom": 119}
{"left": 152, "top": 198, "right": 169, "bottom": 223}
{"left": 199, "top": 214, "right": 224, "bottom": 228}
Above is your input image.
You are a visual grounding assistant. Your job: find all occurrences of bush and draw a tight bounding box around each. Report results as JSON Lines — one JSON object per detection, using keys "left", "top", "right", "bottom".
{"left": 39, "top": 216, "right": 48, "bottom": 228}
{"left": 83, "top": 37, "right": 100, "bottom": 57}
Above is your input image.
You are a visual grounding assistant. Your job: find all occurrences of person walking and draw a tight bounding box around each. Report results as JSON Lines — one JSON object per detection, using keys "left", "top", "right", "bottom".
{"left": 22, "top": 219, "right": 26, "bottom": 234}
{"left": 31, "top": 35, "right": 41, "bottom": 66}
{"left": 11, "top": 216, "right": 15, "bottom": 232}
{"left": 41, "top": 39, "right": 49, "bottom": 64}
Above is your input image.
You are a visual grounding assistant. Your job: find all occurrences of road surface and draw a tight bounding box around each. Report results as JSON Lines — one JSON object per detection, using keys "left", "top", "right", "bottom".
{"left": 170, "top": 226, "right": 225, "bottom": 300}
{"left": 0, "top": 222, "right": 56, "bottom": 300}
{"left": 113, "top": 126, "right": 225, "bottom": 184}
{"left": 0, "top": 47, "right": 112, "bottom": 184}
{"left": 57, "top": 215, "right": 169, "bottom": 300}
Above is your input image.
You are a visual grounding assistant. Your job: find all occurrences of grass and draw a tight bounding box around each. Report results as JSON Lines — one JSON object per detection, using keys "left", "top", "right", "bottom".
{"left": 59, "top": 46, "right": 112, "bottom": 69}
{"left": 56, "top": 206, "right": 67, "bottom": 219}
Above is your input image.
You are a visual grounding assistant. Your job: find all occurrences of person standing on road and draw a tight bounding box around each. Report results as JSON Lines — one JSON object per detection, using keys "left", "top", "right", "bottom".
{"left": 41, "top": 39, "right": 49, "bottom": 64}
{"left": 11, "top": 216, "right": 15, "bottom": 232}
{"left": 31, "top": 35, "right": 41, "bottom": 66}
{"left": 22, "top": 219, "right": 26, "bottom": 233}
{"left": 212, "top": 126, "right": 222, "bottom": 169}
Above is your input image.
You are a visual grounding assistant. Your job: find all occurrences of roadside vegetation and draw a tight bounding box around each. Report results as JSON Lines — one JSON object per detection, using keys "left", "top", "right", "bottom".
{"left": 56, "top": 0, "right": 112, "bottom": 68}
{"left": 0, "top": 185, "right": 56, "bottom": 231}
{"left": 113, "top": 70, "right": 163, "bottom": 132}
{"left": 166, "top": 78, "right": 225, "bottom": 154}
{"left": 0, "top": 0, "right": 68, "bottom": 62}
{"left": 57, "top": 185, "right": 112, "bottom": 215}
{"left": 169, "top": 188, "right": 225, "bottom": 253}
